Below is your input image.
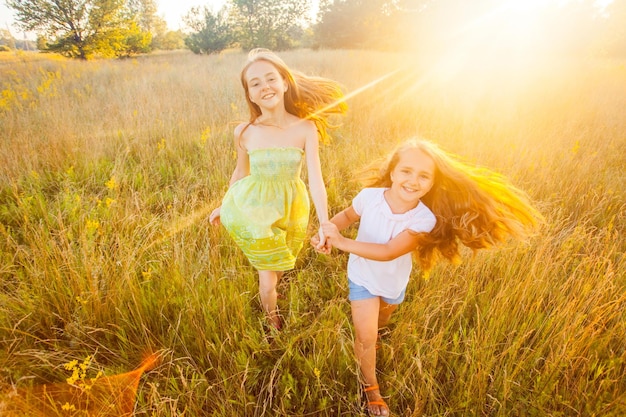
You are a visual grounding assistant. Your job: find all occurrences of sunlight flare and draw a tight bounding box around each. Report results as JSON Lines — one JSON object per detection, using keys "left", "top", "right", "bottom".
{"left": 1, "top": 353, "right": 159, "bottom": 416}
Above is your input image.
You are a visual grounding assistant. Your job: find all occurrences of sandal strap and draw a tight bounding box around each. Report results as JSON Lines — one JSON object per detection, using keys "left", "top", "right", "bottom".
{"left": 368, "top": 400, "right": 387, "bottom": 406}
{"left": 364, "top": 384, "right": 380, "bottom": 392}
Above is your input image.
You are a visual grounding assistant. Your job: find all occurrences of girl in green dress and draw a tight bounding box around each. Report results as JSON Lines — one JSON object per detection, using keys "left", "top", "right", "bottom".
{"left": 209, "top": 49, "right": 346, "bottom": 330}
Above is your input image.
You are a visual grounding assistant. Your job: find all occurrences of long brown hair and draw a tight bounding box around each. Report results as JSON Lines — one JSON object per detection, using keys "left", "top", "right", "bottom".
{"left": 357, "top": 138, "right": 544, "bottom": 271}
{"left": 239, "top": 48, "right": 347, "bottom": 143}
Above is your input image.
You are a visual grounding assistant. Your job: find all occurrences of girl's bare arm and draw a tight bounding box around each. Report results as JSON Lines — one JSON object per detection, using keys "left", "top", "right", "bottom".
{"left": 328, "top": 206, "right": 360, "bottom": 231}
{"left": 321, "top": 222, "right": 420, "bottom": 262}
{"left": 304, "top": 122, "right": 328, "bottom": 224}
{"left": 209, "top": 124, "right": 249, "bottom": 225}
{"left": 228, "top": 124, "right": 251, "bottom": 186}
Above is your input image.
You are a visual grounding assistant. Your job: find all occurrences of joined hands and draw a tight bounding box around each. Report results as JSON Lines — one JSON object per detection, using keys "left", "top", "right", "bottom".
{"left": 311, "top": 222, "right": 342, "bottom": 254}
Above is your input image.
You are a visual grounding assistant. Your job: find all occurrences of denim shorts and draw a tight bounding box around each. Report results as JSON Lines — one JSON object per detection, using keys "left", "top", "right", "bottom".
{"left": 348, "top": 279, "right": 406, "bottom": 305}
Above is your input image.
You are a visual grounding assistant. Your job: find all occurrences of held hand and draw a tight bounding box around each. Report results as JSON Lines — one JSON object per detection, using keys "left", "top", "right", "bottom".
{"left": 320, "top": 221, "right": 341, "bottom": 244}
{"left": 209, "top": 207, "right": 221, "bottom": 226}
{"left": 318, "top": 227, "right": 333, "bottom": 254}
{"left": 311, "top": 230, "right": 332, "bottom": 254}
{"left": 316, "top": 227, "right": 326, "bottom": 249}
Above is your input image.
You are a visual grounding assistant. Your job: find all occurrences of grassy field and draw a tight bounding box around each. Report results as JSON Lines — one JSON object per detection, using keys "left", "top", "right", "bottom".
{"left": 0, "top": 49, "right": 624, "bottom": 416}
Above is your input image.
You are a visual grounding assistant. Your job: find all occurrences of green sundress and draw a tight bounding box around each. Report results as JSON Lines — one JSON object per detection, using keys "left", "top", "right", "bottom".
{"left": 220, "top": 147, "right": 310, "bottom": 271}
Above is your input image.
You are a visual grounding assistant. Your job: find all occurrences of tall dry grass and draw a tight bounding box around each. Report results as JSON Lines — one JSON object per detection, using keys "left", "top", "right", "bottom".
{"left": 0, "top": 49, "right": 624, "bottom": 416}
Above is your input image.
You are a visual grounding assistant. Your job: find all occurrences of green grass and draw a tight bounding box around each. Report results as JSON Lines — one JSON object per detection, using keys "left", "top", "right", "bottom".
{"left": 0, "top": 49, "right": 625, "bottom": 416}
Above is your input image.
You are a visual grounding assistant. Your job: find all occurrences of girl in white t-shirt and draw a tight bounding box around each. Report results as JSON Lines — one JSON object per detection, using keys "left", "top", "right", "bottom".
{"left": 312, "top": 138, "right": 543, "bottom": 416}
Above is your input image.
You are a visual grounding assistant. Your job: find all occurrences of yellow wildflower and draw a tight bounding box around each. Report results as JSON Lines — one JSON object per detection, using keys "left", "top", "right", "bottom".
{"left": 105, "top": 176, "right": 117, "bottom": 190}
{"left": 66, "top": 367, "right": 79, "bottom": 385}
{"left": 64, "top": 359, "right": 79, "bottom": 371}
{"left": 200, "top": 127, "right": 211, "bottom": 145}
{"left": 85, "top": 219, "right": 100, "bottom": 233}
{"left": 61, "top": 402, "right": 76, "bottom": 411}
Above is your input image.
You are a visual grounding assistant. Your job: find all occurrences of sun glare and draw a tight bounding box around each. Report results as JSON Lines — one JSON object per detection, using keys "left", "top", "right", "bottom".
{"left": 410, "top": 0, "right": 594, "bottom": 88}
{"left": 388, "top": 0, "right": 607, "bottom": 118}
{"left": 499, "top": 0, "right": 547, "bottom": 40}
{"left": 451, "top": 0, "right": 598, "bottom": 57}
{"left": 455, "top": 0, "right": 553, "bottom": 60}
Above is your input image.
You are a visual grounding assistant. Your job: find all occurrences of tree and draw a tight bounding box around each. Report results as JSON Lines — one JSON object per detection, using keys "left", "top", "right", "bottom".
{"left": 126, "top": 0, "right": 169, "bottom": 50}
{"left": 7, "top": 0, "right": 115, "bottom": 58}
{"left": 126, "top": 0, "right": 159, "bottom": 32}
{"left": 6, "top": 0, "right": 153, "bottom": 58}
{"left": 0, "top": 29, "right": 17, "bottom": 50}
{"left": 147, "top": 16, "right": 171, "bottom": 49}
{"left": 184, "top": 6, "right": 233, "bottom": 54}
{"left": 229, "top": 0, "right": 310, "bottom": 50}
{"left": 154, "top": 30, "right": 185, "bottom": 50}
{"left": 116, "top": 20, "right": 153, "bottom": 57}
{"left": 36, "top": 35, "right": 48, "bottom": 51}
{"left": 314, "top": 0, "right": 392, "bottom": 49}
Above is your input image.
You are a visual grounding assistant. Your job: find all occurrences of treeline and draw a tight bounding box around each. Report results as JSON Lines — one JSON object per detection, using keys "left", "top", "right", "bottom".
{"left": 5, "top": 0, "right": 626, "bottom": 59}
{"left": 5, "top": 0, "right": 185, "bottom": 58}
{"left": 0, "top": 31, "right": 38, "bottom": 52}
{"left": 182, "top": 0, "right": 626, "bottom": 56}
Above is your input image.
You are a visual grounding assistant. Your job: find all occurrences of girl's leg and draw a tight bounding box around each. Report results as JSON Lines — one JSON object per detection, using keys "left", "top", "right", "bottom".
{"left": 378, "top": 300, "right": 399, "bottom": 329}
{"left": 258, "top": 270, "right": 281, "bottom": 329}
{"left": 351, "top": 297, "right": 389, "bottom": 416}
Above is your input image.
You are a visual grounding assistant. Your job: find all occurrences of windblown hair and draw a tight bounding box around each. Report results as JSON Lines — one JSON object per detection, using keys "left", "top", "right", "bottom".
{"left": 240, "top": 48, "right": 347, "bottom": 143}
{"left": 357, "top": 138, "right": 544, "bottom": 271}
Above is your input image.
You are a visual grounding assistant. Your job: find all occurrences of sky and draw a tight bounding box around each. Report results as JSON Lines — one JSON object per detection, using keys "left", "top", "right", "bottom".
{"left": 157, "top": 0, "right": 226, "bottom": 30}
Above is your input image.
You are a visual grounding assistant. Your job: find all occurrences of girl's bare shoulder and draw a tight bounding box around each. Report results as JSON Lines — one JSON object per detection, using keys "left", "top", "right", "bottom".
{"left": 295, "top": 117, "right": 317, "bottom": 135}
{"left": 234, "top": 122, "right": 249, "bottom": 136}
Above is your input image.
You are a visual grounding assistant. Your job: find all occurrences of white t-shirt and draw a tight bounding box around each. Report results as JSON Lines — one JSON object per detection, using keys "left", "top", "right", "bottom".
{"left": 347, "top": 188, "right": 437, "bottom": 299}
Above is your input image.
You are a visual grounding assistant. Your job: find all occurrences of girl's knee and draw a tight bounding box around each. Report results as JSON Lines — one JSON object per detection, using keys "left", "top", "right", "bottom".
{"left": 355, "top": 331, "right": 378, "bottom": 348}
{"left": 258, "top": 282, "right": 276, "bottom": 298}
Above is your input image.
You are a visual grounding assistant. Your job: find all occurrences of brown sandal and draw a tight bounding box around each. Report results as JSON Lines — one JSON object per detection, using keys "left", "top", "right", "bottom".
{"left": 364, "top": 385, "right": 389, "bottom": 416}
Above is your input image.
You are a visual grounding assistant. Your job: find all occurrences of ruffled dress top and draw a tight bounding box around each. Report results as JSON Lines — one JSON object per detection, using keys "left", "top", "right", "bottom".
{"left": 220, "top": 147, "right": 310, "bottom": 271}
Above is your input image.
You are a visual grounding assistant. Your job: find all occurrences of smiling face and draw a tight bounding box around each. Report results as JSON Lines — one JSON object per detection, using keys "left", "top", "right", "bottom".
{"left": 244, "top": 60, "right": 287, "bottom": 112}
{"left": 389, "top": 147, "right": 435, "bottom": 206}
